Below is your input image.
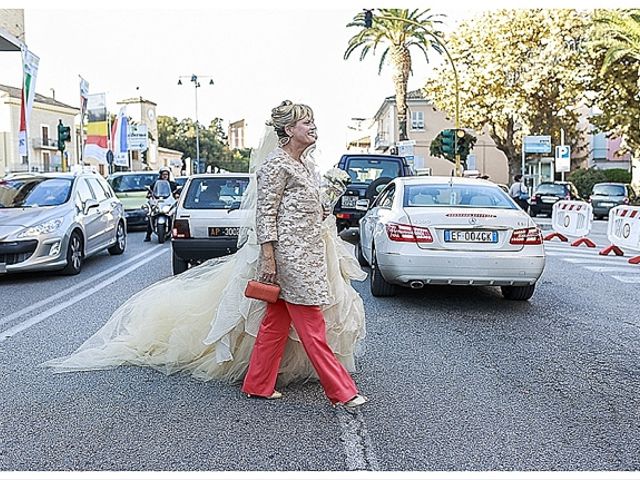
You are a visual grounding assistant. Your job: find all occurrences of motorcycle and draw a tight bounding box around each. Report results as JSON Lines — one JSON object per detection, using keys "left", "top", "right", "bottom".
{"left": 144, "top": 180, "right": 178, "bottom": 244}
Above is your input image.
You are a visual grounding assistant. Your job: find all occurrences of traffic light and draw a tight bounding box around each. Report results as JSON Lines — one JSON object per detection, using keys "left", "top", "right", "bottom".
{"left": 456, "top": 130, "right": 477, "bottom": 161}
{"left": 364, "top": 9, "right": 373, "bottom": 28}
{"left": 57, "top": 119, "right": 71, "bottom": 152}
{"left": 440, "top": 129, "right": 456, "bottom": 159}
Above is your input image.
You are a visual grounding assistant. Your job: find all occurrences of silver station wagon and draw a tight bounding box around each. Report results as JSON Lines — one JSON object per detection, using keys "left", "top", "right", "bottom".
{"left": 0, "top": 171, "right": 127, "bottom": 275}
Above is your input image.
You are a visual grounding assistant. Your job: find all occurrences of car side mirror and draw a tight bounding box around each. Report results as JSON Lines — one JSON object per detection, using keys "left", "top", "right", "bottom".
{"left": 355, "top": 199, "right": 370, "bottom": 211}
{"left": 83, "top": 199, "right": 99, "bottom": 215}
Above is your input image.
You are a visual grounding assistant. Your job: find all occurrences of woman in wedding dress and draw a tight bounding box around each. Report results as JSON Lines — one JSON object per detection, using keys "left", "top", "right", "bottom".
{"left": 43, "top": 103, "right": 367, "bottom": 393}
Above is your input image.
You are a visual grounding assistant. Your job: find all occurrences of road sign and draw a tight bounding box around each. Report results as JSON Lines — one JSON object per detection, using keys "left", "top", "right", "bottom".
{"left": 128, "top": 124, "right": 148, "bottom": 151}
{"left": 555, "top": 145, "right": 571, "bottom": 173}
{"left": 524, "top": 135, "right": 552, "bottom": 154}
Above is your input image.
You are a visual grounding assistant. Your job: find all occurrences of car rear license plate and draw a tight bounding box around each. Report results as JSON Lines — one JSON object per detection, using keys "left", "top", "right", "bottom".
{"left": 541, "top": 196, "right": 557, "bottom": 204}
{"left": 444, "top": 230, "right": 498, "bottom": 243}
{"left": 601, "top": 202, "right": 615, "bottom": 207}
{"left": 0, "top": 263, "right": 6, "bottom": 274}
{"left": 208, "top": 227, "right": 239, "bottom": 237}
{"left": 341, "top": 196, "right": 358, "bottom": 208}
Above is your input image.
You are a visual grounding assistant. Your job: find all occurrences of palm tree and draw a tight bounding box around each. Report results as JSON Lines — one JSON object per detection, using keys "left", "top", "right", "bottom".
{"left": 592, "top": 9, "right": 640, "bottom": 80}
{"left": 344, "top": 9, "right": 445, "bottom": 141}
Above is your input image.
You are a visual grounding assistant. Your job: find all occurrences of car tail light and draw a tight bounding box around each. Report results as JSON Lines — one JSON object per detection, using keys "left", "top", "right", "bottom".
{"left": 336, "top": 213, "right": 352, "bottom": 219}
{"left": 386, "top": 222, "right": 433, "bottom": 243}
{"left": 172, "top": 219, "right": 191, "bottom": 239}
{"left": 510, "top": 227, "right": 542, "bottom": 245}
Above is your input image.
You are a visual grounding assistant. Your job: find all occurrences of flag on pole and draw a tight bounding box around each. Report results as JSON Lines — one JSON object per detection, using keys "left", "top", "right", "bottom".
{"left": 111, "top": 107, "right": 129, "bottom": 167}
{"left": 79, "top": 76, "right": 89, "bottom": 120}
{"left": 18, "top": 48, "right": 40, "bottom": 158}
{"left": 83, "top": 93, "right": 108, "bottom": 163}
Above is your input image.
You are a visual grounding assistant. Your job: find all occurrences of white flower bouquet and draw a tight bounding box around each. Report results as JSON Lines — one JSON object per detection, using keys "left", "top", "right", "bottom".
{"left": 320, "top": 167, "right": 352, "bottom": 212}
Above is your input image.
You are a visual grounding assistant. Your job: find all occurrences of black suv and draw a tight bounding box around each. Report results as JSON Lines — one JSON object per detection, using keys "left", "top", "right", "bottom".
{"left": 333, "top": 154, "right": 415, "bottom": 231}
{"left": 529, "top": 181, "right": 581, "bottom": 217}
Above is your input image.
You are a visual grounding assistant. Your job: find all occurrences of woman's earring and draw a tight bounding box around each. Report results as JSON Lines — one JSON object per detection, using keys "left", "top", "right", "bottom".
{"left": 278, "top": 136, "right": 290, "bottom": 147}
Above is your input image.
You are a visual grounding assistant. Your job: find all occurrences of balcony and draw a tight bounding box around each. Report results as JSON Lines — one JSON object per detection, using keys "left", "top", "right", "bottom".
{"left": 375, "top": 132, "right": 390, "bottom": 150}
{"left": 32, "top": 137, "right": 59, "bottom": 150}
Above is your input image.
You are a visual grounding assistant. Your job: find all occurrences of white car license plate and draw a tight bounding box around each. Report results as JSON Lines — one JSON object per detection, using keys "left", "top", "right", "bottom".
{"left": 208, "top": 227, "right": 239, "bottom": 237}
{"left": 444, "top": 230, "right": 498, "bottom": 243}
{"left": 601, "top": 202, "right": 615, "bottom": 207}
{"left": 0, "top": 263, "right": 6, "bottom": 274}
{"left": 341, "top": 196, "right": 358, "bottom": 208}
{"left": 541, "top": 196, "right": 557, "bottom": 204}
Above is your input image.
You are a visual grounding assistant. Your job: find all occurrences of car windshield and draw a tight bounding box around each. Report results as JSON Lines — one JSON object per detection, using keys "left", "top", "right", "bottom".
{"left": 183, "top": 177, "right": 250, "bottom": 210}
{"left": 535, "top": 183, "right": 566, "bottom": 196}
{"left": 109, "top": 173, "right": 157, "bottom": 193}
{"left": 344, "top": 158, "right": 401, "bottom": 184}
{"left": 403, "top": 183, "right": 517, "bottom": 209}
{"left": 592, "top": 184, "right": 626, "bottom": 196}
{"left": 0, "top": 177, "right": 73, "bottom": 208}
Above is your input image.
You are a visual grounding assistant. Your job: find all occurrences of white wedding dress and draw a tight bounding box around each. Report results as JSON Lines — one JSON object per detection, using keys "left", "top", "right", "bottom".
{"left": 44, "top": 130, "right": 367, "bottom": 387}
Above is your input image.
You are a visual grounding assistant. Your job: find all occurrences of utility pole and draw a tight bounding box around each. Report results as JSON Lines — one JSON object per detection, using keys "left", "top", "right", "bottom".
{"left": 178, "top": 74, "right": 214, "bottom": 174}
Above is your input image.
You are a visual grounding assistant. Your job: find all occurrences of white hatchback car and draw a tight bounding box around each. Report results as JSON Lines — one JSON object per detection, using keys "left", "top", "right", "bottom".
{"left": 171, "top": 173, "right": 251, "bottom": 275}
{"left": 357, "top": 176, "right": 545, "bottom": 300}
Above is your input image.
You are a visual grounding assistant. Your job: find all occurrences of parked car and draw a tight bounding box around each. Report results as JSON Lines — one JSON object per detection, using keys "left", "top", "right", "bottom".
{"left": 528, "top": 181, "right": 581, "bottom": 217}
{"left": 107, "top": 171, "right": 158, "bottom": 230}
{"left": 356, "top": 176, "right": 545, "bottom": 300}
{"left": 171, "top": 173, "right": 251, "bottom": 275}
{"left": 590, "top": 182, "right": 639, "bottom": 219}
{"left": 333, "top": 153, "right": 415, "bottom": 232}
{"left": 0, "top": 171, "right": 126, "bottom": 275}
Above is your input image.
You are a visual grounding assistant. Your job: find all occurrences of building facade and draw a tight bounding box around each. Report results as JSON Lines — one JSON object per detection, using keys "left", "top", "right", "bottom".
{"left": 115, "top": 97, "right": 158, "bottom": 172}
{"left": 0, "top": 84, "right": 79, "bottom": 177}
{"left": 228, "top": 119, "right": 246, "bottom": 150}
{"left": 360, "top": 90, "right": 510, "bottom": 183}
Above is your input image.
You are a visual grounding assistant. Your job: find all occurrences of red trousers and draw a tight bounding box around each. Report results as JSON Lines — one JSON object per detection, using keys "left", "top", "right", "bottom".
{"left": 242, "top": 299, "right": 358, "bottom": 404}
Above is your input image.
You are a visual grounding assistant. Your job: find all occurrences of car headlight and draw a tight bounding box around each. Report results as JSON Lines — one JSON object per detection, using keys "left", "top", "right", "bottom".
{"left": 18, "top": 217, "right": 64, "bottom": 238}
{"left": 161, "top": 205, "right": 172, "bottom": 214}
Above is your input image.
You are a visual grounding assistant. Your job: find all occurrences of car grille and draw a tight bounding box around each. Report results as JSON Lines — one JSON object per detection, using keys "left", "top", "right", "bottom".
{"left": 0, "top": 240, "right": 38, "bottom": 265}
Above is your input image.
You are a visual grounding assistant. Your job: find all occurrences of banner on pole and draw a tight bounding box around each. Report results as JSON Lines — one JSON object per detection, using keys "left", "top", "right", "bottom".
{"left": 83, "top": 93, "right": 108, "bottom": 163}
{"left": 18, "top": 48, "right": 39, "bottom": 157}
{"left": 111, "top": 107, "right": 129, "bottom": 167}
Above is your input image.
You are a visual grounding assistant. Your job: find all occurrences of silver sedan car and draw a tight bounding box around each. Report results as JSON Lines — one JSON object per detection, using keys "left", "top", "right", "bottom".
{"left": 0, "top": 171, "right": 127, "bottom": 275}
{"left": 357, "top": 176, "right": 545, "bottom": 300}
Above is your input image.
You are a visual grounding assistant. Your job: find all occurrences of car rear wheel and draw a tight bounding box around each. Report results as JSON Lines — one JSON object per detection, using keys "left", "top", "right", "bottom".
{"left": 62, "top": 232, "right": 83, "bottom": 275}
{"left": 370, "top": 247, "right": 395, "bottom": 297}
{"left": 354, "top": 241, "right": 368, "bottom": 267}
{"left": 108, "top": 222, "right": 127, "bottom": 255}
{"left": 172, "top": 250, "right": 189, "bottom": 275}
{"left": 501, "top": 284, "right": 535, "bottom": 301}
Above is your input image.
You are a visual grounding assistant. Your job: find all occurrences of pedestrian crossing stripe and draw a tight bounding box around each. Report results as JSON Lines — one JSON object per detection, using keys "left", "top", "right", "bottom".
{"left": 584, "top": 266, "right": 640, "bottom": 273}
{"left": 611, "top": 275, "right": 640, "bottom": 284}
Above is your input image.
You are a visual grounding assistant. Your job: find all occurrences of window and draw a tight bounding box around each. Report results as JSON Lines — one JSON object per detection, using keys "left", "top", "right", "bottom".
{"left": 344, "top": 158, "right": 401, "bottom": 184}
{"left": 87, "top": 177, "right": 108, "bottom": 202}
{"left": 403, "top": 184, "right": 516, "bottom": 209}
{"left": 42, "top": 151, "right": 51, "bottom": 172}
{"left": 41, "top": 125, "right": 50, "bottom": 146}
{"left": 75, "top": 178, "right": 94, "bottom": 210}
{"left": 183, "top": 177, "right": 250, "bottom": 210}
{"left": 411, "top": 111, "right": 424, "bottom": 130}
{"left": 95, "top": 176, "right": 114, "bottom": 198}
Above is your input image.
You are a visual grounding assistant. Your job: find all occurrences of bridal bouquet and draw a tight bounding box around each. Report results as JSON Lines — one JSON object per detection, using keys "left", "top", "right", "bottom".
{"left": 320, "top": 167, "right": 352, "bottom": 212}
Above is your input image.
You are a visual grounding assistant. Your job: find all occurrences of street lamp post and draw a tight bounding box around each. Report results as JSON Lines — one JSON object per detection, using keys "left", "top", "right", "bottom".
{"left": 178, "top": 74, "right": 214, "bottom": 174}
{"left": 366, "top": 11, "right": 463, "bottom": 176}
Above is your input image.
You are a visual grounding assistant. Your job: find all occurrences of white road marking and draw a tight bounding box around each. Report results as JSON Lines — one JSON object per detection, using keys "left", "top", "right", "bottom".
{"left": 0, "top": 247, "right": 168, "bottom": 343}
{"left": 611, "top": 275, "right": 640, "bottom": 284}
{"left": 563, "top": 257, "right": 626, "bottom": 265}
{"left": 0, "top": 245, "right": 164, "bottom": 326}
{"left": 584, "top": 266, "right": 640, "bottom": 273}
{"left": 335, "top": 407, "right": 379, "bottom": 471}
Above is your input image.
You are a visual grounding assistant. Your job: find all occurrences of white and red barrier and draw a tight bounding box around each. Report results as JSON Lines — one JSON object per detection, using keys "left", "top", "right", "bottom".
{"left": 544, "top": 200, "right": 596, "bottom": 248}
{"left": 601, "top": 206, "right": 640, "bottom": 264}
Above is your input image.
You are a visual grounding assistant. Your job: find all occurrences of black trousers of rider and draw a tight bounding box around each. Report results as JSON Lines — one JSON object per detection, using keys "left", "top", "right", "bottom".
{"left": 145, "top": 216, "right": 152, "bottom": 238}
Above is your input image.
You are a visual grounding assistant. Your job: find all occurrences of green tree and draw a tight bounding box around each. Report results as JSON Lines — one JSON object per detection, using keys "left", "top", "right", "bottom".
{"left": 344, "top": 8, "right": 445, "bottom": 141}
{"left": 587, "top": 9, "right": 640, "bottom": 161}
{"left": 157, "top": 116, "right": 250, "bottom": 173}
{"left": 424, "top": 9, "right": 593, "bottom": 181}
{"left": 568, "top": 168, "right": 608, "bottom": 198}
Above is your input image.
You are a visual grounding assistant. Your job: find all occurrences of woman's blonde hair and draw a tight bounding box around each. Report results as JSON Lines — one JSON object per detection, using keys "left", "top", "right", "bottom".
{"left": 267, "top": 100, "right": 314, "bottom": 141}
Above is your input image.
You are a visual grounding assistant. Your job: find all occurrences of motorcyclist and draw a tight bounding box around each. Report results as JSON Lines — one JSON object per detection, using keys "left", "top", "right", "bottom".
{"left": 144, "top": 167, "right": 178, "bottom": 242}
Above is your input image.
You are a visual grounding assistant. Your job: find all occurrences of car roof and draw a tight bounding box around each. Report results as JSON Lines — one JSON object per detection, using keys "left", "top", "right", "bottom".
{"left": 188, "top": 173, "right": 251, "bottom": 179}
{"left": 593, "top": 182, "right": 626, "bottom": 186}
{"left": 108, "top": 171, "right": 157, "bottom": 176}
{"left": 393, "top": 176, "right": 496, "bottom": 187}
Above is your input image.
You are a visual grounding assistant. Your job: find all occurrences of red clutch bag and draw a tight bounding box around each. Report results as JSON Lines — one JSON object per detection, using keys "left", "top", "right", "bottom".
{"left": 244, "top": 280, "right": 281, "bottom": 304}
